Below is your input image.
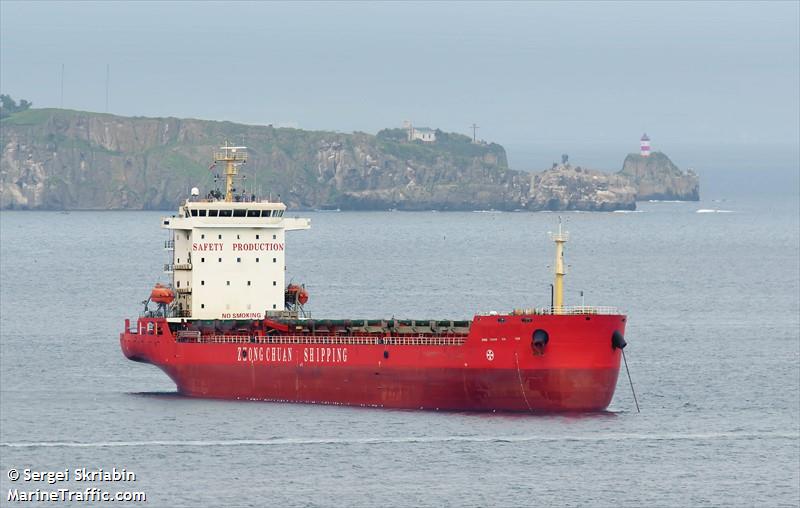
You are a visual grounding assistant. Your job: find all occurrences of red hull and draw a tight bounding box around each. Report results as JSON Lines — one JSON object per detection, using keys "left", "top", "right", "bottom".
{"left": 121, "top": 314, "right": 626, "bottom": 412}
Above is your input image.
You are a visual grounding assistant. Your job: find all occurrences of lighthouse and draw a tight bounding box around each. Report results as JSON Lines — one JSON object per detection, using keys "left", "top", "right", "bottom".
{"left": 640, "top": 133, "right": 651, "bottom": 157}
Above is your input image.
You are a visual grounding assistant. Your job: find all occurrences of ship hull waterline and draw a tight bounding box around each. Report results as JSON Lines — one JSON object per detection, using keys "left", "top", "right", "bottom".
{"left": 121, "top": 313, "right": 627, "bottom": 412}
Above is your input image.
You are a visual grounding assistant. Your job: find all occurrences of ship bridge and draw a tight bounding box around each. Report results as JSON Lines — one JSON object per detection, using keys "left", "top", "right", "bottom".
{"left": 159, "top": 143, "right": 310, "bottom": 322}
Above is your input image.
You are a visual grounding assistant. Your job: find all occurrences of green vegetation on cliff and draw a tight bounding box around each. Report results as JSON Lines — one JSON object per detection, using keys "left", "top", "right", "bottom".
{"left": 0, "top": 95, "right": 32, "bottom": 119}
{"left": 1, "top": 108, "right": 521, "bottom": 210}
{"left": 1, "top": 108, "right": 692, "bottom": 211}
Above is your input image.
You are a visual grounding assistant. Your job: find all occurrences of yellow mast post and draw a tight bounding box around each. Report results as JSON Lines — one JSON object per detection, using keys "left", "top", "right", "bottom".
{"left": 550, "top": 218, "right": 569, "bottom": 314}
{"left": 213, "top": 141, "right": 248, "bottom": 202}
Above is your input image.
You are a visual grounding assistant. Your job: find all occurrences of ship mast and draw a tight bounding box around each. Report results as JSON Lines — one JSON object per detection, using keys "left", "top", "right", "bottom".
{"left": 550, "top": 218, "right": 569, "bottom": 314}
{"left": 213, "top": 141, "right": 247, "bottom": 202}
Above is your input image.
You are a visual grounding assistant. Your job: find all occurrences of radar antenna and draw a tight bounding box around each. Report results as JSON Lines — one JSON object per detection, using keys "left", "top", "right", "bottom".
{"left": 213, "top": 141, "right": 248, "bottom": 202}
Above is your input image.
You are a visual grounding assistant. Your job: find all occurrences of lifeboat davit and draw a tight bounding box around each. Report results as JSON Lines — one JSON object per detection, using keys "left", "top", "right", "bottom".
{"left": 286, "top": 284, "right": 309, "bottom": 305}
{"left": 150, "top": 283, "right": 175, "bottom": 304}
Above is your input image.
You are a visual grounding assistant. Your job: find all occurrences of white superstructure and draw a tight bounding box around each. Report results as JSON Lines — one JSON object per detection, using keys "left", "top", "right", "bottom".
{"left": 161, "top": 144, "right": 310, "bottom": 321}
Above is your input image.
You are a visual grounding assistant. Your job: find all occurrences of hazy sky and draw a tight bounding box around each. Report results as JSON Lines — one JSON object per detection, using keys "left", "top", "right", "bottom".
{"left": 1, "top": 1, "right": 798, "bottom": 172}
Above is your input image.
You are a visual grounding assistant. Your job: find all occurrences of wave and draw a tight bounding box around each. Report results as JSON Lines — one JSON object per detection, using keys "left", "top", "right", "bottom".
{"left": 3, "top": 431, "right": 796, "bottom": 449}
{"left": 696, "top": 209, "right": 734, "bottom": 213}
{"left": 612, "top": 210, "right": 644, "bottom": 213}
{"left": 648, "top": 200, "right": 684, "bottom": 203}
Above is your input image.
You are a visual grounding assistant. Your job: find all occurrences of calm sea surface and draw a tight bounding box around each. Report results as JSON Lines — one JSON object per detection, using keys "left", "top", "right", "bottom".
{"left": 1, "top": 194, "right": 798, "bottom": 507}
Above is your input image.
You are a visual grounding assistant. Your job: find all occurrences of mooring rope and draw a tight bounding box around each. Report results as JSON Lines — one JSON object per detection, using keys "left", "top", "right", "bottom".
{"left": 622, "top": 349, "right": 640, "bottom": 413}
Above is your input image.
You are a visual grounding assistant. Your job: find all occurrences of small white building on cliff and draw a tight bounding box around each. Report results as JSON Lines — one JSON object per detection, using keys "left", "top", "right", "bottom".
{"left": 403, "top": 121, "right": 437, "bottom": 143}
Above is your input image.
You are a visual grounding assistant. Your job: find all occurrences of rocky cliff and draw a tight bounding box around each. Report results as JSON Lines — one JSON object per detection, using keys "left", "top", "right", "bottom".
{"left": 1, "top": 109, "right": 678, "bottom": 211}
{"left": 528, "top": 164, "right": 636, "bottom": 211}
{"left": 619, "top": 151, "right": 699, "bottom": 201}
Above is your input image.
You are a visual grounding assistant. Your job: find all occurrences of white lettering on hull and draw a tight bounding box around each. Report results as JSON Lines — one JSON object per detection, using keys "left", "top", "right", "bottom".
{"left": 235, "top": 346, "right": 350, "bottom": 364}
{"left": 237, "top": 346, "right": 293, "bottom": 363}
{"left": 303, "top": 347, "right": 348, "bottom": 363}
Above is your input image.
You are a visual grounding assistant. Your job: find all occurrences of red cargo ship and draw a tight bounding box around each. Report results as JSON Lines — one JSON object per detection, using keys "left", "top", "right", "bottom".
{"left": 120, "top": 144, "right": 628, "bottom": 412}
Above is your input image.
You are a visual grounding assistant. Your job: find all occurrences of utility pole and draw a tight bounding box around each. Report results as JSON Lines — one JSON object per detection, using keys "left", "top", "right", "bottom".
{"left": 470, "top": 123, "right": 479, "bottom": 143}
{"left": 105, "top": 64, "right": 110, "bottom": 113}
{"left": 60, "top": 63, "right": 64, "bottom": 108}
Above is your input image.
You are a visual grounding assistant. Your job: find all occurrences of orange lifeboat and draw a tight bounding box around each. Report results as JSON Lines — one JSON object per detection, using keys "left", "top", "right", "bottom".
{"left": 150, "top": 283, "right": 175, "bottom": 304}
{"left": 286, "top": 284, "right": 309, "bottom": 305}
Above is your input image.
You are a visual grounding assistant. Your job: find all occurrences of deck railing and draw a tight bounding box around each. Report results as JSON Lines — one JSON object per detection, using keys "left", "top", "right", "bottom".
{"left": 534, "top": 306, "right": 620, "bottom": 315}
{"left": 176, "top": 334, "right": 467, "bottom": 347}
{"left": 480, "top": 306, "right": 621, "bottom": 316}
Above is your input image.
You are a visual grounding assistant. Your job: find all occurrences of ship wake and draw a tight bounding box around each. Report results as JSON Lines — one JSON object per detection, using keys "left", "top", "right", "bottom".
{"left": 3, "top": 431, "right": 797, "bottom": 449}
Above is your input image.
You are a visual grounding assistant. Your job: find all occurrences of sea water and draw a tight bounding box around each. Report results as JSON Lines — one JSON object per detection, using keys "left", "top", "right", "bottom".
{"left": 1, "top": 193, "right": 798, "bottom": 507}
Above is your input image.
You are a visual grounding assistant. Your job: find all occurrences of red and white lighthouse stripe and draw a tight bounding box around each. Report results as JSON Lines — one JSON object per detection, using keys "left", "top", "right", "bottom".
{"left": 640, "top": 133, "right": 651, "bottom": 157}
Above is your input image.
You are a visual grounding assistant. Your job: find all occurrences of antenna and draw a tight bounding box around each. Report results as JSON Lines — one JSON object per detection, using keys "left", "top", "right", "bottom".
{"left": 60, "top": 63, "right": 64, "bottom": 108}
{"left": 105, "top": 63, "right": 110, "bottom": 113}
{"left": 549, "top": 216, "right": 569, "bottom": 314}
{"left": 470, "top": 123, "right": 479, "bottom": 143}
{"left": 213, "top": 141, "right": 248, "bottom": 202}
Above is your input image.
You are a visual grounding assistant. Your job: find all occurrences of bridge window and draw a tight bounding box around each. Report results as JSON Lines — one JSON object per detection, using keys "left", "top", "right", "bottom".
{"left": 219, "top": 210, "right": 232, "bottom": 217}
{"left": 208, "top": 209, "right": 218, "bottom": 217}
{"left": 233, "top": 209, "right": 246, "bottom": 217}
{"left": 190, "top": 209, "right": 198, "bottom": 216}
{"left": 262, "top": 210, "right": 272, "bottom": 217}
{"left": 247, "top": 210, "right": 260, "bottom": 217}
{"left": 198, "top": 209, "right": 207, "bottom": 217}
